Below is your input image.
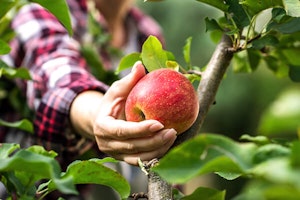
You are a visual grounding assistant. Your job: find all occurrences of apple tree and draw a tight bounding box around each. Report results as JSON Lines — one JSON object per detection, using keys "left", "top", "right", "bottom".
{"left": 1, "top": 0, "right": 300, "bottom": 199}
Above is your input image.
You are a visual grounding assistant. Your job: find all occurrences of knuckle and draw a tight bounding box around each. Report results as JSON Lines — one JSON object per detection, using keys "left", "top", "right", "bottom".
{"left": 115, "top": 127, "right": 125, "bottom": 138}
{"left": 125, "top": 143, "right": 135, "bottom": 152}
{"left": 110, "top": 80, "right": 122, "bottom": 90}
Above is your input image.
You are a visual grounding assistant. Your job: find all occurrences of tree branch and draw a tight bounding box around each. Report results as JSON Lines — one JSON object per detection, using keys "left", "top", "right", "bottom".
{"left": 146, "top": 159, "right": 173, "bottom": 200}
{"left": 174, "top": 34, "right": 234, "bottom": 146}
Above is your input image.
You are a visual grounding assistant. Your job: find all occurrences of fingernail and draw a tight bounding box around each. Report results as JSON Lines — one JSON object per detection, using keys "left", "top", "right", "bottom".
{"left": 149, "top": 122, "right": 164, "bottom": 132}
{"left": 132, "top": 61, "right": 142, "bottom": 72}
{"left": 163, "top": 129, "right": 177, "bottom": 141}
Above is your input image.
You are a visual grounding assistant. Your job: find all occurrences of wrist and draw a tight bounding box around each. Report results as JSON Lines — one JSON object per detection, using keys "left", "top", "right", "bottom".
{"left": 70, "top": 90, "right": 104, "bottom": 139}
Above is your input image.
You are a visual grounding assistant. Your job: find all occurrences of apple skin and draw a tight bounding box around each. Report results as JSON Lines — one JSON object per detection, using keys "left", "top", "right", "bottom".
{"left": 125, "top": 68, "right": 199, "bottom": 134}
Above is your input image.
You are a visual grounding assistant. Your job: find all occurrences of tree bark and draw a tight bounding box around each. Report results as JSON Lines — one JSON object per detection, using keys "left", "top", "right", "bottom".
{"left": 148, "top": 170, "right": 172, "bottom": 200}
{"left": 147, "top": 34, "right": 234, "bottom": 200}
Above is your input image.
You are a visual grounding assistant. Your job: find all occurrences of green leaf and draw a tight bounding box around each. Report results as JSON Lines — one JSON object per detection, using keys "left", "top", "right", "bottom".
{"left": 166, "top": 60, "right": 180, "bottom": 71}
{"left": 247, "top": 48, "right": 261, "bottom": 71}
{"left": 268, "top": 17, "right": 300, "bottom": 34}
{"left": 232, "top": 51, "right": 252, "bottom": 73}
{"left": 252, "top": 35, "right": 279, "bottom": 49}
{"left": 116, "top": 52, "right": 141, "bottom": 74}
{"left": 264, "top": 184, "right": 300, "bottom": 200}
{"left": 4, "top": 171, "right": 29, "bottom": 197}
{"left": 0, "top": 17, "right": 15, "bottom": 42}
{"left": 87, "top": 13, "right": 103, "bottom": 37}
{"left": 204, "top": 156, "right": 243, "bottom": 180}
{"left": 210, "top": 30, "right": 223, "bottom": 43}
{"left": 0, "top": 143, "right": 20, "bottom": 159}
{"left": 0, "top": 119, "right": 33, "bottom": 133}
{"left": 263, "top": 55, "right": 289, "bottom": 78}
{"left": 271, "top": 7, "right": 288, "bottom": 23}
{"left": 252, "top": 144, "right": 290, "bottom": 164}
{"left": 283, "top": 48, "right": 300, "bottom": 81}
{"left": 173, "top": 188, "right": 185, "bottom": 200}
{"left": 250, "top": 157, "right": 300, "bottom": 187}
{"left": 37, "top": 177, "right": 77, "bottom": 198}
{"left": 184, "top": 74, "right": 201, "bottom": 89}
{"left": 30, "top": 0, "right": 73, "bottom": 35}
{"left": 258, "top": 88, "right": 300, "bottom": 135}
{"left": 1, "top": 67, "right": 32, "bottom": 80}
{"left": 235, "top": 180, "right": 300, "bottom": 200}
{"left": 289, "top": 64, "right": 300, "bottom": 82}
{"left": 284, "top": 0, "right": 300, "bottom": 17}
{"left": 26, "top": 145, "right": 57, "bottom": 158}
{"left": 240, "top": 0, "right": 283, "bottom": 17}
{"left": 60, "top": 159, "right": 130, "bottom": 200}
{"left": 141, "top": 35, "right": 168, "bottom": 72}
{"left": 183, "top": 37, "right": 192, "bottom": 67}
{"left": 290, "top": 141, "right": 300, "bottom": 167}
{"left": 80, "top": 46, "right": 118, "bottom": 85}
{"left": 282, "top": 48, "right": 300, "bottom": 66}
{"left": 205, "top": 18, "right": 223, "bottom": 32}
{"left": 89, "top": 157, "right": 120, "bottom": 165}
{"left": 0, "top": 39, "right": 11, "bottom": 55}
{"left": 227, "top": 0, "right": 250, "bottom": 28}
{"left": 0, "top": 148, "right": 76, "bottom": 195}
{"left": 80, "top": 46, "right": 104, "bottom": 72}
{"left": 152, "top": 134, "right": 257, "bottom": 184}
{"left": 182, "top": 187, "right": 226, "bottom": 200}
{"left": 0, "top": 150, "right": 61, "bottom": 178}
{"left": 196, "top": 0, "right": 228, "bottom": 12}
{"left": 240, "top": 134, "right": 270, "bottom": 145}
{"left": 0, "top": 0, "right": 15, "bottom": 20}
{"left": 0, "top": 60, "right": 31, "bottom": 80}
{"left": 166, "top": 50, "right": 176, "bottom": 61}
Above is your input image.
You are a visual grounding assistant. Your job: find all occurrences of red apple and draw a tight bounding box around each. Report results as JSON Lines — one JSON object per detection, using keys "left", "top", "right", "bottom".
{"left": 125, "top": 68, "right": 199, "bottom": 134}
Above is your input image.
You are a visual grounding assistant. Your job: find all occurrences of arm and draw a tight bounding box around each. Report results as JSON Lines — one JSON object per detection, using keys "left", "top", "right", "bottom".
{"left": 6, "top": 3, "right": 107, "bottom": 151}
{"left": 8, "top": 3, "right": 176, "bottom": 166}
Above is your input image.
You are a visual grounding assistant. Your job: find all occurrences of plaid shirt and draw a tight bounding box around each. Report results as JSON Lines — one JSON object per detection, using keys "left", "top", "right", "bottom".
{"left": 0, "top": 0, "right": 164, "bottom": 165}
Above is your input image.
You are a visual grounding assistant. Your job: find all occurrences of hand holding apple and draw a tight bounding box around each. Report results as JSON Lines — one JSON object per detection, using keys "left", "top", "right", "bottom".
{"left": 125, "top": 68, "right": 199, "bottom": 134}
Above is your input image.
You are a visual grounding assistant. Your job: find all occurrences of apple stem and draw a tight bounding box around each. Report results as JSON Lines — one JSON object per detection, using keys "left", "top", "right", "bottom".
{"left": 140, "top": 111, "right": 146, "bottom": 121}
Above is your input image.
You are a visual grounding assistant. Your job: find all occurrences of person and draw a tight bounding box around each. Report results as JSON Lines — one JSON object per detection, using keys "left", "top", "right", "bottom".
{"left": 0, "top": 0, "right": 177, "bottom": 198}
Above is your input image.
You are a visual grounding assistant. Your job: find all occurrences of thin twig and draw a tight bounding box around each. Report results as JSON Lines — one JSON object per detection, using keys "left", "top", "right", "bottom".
{"left": 129, "top": 192, "right": 148, "bottom": 200}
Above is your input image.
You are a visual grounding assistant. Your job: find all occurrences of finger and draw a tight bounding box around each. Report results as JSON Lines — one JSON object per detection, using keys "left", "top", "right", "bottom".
{"left": 121, "top": 137, "right": 176, "bottom": 166}
{"left": 95, "top": 116, "right": 165, "bottom": 139}
{"left": 106, "top": 61, "right": 145, "bottom": 99}
{"left": 100, "top": 128, "right": 177, "bottom": 154}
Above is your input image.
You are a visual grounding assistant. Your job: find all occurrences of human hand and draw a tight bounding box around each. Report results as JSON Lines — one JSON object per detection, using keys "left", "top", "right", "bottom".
{"left": 93, "top": 61, "right": 177, "bottom": 165}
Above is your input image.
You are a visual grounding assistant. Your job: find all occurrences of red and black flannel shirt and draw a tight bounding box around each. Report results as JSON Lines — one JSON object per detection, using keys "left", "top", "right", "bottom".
{"left": 0, "top": 0, "right": 164, "bottom": 165}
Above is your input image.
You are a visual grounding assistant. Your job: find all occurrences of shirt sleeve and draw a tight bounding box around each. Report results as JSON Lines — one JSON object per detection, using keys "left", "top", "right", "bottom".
{"left": 6, "top": 3, "right": 108, "bottom": 152}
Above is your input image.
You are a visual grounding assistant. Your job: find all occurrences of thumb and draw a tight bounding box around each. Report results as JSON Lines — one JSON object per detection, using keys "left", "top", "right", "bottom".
{"left": 127, "top": 61, "right": 146, "bottom": 88}
{"left": 108, "top": 61, "right": 146, "bottom": 98}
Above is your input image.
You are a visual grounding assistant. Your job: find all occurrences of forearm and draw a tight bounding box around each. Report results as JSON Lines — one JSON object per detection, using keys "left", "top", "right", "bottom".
{"left": 70, "top": 90, "right": 104, "bottom": 140}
